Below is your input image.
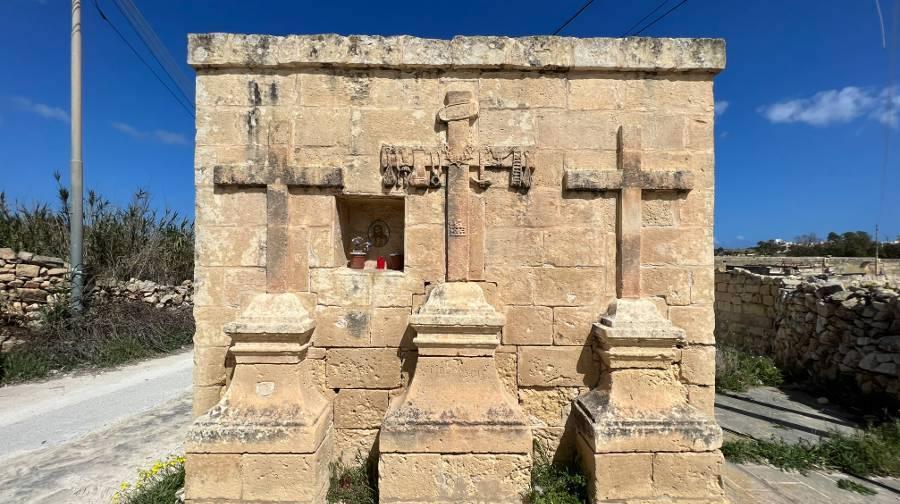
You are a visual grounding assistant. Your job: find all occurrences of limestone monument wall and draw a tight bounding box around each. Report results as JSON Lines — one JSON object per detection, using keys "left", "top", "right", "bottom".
{"left": 187, "top": 33, "right": 725, "bottom": 503}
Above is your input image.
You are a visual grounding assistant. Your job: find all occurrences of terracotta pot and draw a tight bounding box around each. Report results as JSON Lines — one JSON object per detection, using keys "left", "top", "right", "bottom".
{"left": 388, "top": 253, "right": 404, "bottom": 271}
{"left": 349, "top": 253, "right": 367, "bottom": 269}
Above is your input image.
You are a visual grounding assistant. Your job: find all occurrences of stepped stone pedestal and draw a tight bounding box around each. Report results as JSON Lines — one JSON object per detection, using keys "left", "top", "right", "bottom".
{"left": 185, "top": 293, "right": 332, "bottom": 503}
{"left": 573, "top": 298, "right": 725, "bottom": 503}
{"left": 379, "top": 282, "right": 532, "bottom": 503}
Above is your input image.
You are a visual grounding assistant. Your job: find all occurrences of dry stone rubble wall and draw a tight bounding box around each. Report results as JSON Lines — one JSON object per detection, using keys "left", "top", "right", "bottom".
{"left": 716, "top": 267, "right": 900, "bottom": 400}
{"left": 0, "top": 247, "right": 193, "bottom": 324}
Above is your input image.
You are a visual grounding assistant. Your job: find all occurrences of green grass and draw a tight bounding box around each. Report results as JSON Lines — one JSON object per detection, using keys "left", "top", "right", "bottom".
{"left": 112, "top": 455, "right": 185, "bottom": 504}
{"left": 716, "top": 345, "right": 784, "bottom": 392}
{"left": 0, "top": 299, "right": 193, "bottom": 385}
{"left": 524, "top": 442, "right": 587, "bottom": 504}
{"left": 327, "top": 456, "right": 377, "bottom": 504}
{"left": 722, "top": 420, "right": 900, "bottom": 477}
{"left": 836, "top": 479, "right": 877, "bottom": 495}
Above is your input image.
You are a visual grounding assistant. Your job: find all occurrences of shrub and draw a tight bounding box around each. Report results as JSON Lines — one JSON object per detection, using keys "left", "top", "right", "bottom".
{"left": 0, "top": 174, "right": 193, "bottom": 284}
{"left": 112, "top": 455, "right": 185, "bottom": 504}
{"left": 722, "top": 420, "right": 900, "bottom": 477}
{"left": 0, "top": 298, "right": 193, "bottom": 385}
{"left": 716, "top": 344, "right": 783, "bottom": 392}
{"left": 327, "top": 456, "right": 377, "bottom": 504}
{"left": 524, "top": 442, "right": 587, "bottom": 504}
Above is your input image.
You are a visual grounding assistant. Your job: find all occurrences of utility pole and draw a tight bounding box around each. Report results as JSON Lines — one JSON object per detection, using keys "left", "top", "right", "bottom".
{"left": 70, "top": 0, "right": 84, "bottom": 310}
{"left": 875, "top": 224, "right": 881, "bottom": 276}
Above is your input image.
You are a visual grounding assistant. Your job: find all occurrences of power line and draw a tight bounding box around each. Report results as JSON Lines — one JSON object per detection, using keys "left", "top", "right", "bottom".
{"left": 111, "top": 0, "right": 194, "bottom": 103}
{"left": 876, "top": 0, "right": 899, "bottom": 270}
{"left": 553, "top": 0, "right": 597, "bottom": 36}
{"left": 92, "top": 0, "right": 195, "bottom": 118}
{"left": 632, "top": 0, "right": 690, "bottom": 36}
{"left": 621, "top": 0, "right": 671, "bottom": 37}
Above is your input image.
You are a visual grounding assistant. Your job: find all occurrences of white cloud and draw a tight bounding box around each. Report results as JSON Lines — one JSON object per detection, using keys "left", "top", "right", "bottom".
{"left": 714, "top": 100, "right": 730, "bottom": 116}
{"left": 735, "top": 235, "right": 746, "bottom": 241}
{"left": 758, "top": 86, "right": 900, "bottom": 127}
{"left": 112, "top": 121, "right": 188, "bottom": 145}
{"left": 12, "top": 97, "right": 69, "bottom": 122}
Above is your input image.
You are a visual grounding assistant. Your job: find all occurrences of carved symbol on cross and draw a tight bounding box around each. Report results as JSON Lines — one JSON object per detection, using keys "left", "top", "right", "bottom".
{"left": 213, "top": 164, "right": 344, "bottom": 293}
{"left": 563, "top": 126, "right": 694, "bottom": 299}
{"left": 379, "top": 91, "right": 537, "bottom": 282}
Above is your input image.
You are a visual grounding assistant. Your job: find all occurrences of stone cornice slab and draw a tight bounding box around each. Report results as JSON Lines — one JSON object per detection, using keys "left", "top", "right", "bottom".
{"left": 188, "top": 34, "right": 725, "bottom": 73}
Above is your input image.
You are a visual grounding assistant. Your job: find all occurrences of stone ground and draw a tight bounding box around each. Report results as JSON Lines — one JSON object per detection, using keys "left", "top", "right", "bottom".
{"left": 1, "top": 353, "right": 897, "bottom": 503}
{"left": 717, "top": 386, "right": 900, "bottom": 503}
{"left": 0, "top": 351, "right": 192, "bottom": 503}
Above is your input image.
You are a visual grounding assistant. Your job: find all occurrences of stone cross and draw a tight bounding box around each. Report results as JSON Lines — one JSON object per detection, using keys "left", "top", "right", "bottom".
{"left": 564, "top": 126, "right": 693, "bottom": 298}
{"left": 214, "top": 164, "right": 343, "bottom": 292}
{"left": 380, "top": 91, "right": 535, "bottom": 282}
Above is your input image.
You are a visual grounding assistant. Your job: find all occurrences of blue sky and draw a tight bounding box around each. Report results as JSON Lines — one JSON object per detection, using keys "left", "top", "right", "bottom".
{"left": 1, "top": 0, "right": 897, "bottom": 248}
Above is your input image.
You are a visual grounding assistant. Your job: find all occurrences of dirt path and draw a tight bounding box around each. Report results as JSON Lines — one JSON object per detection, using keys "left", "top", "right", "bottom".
{"left": 0, "top": 351, "right": 193, "bottom": 503}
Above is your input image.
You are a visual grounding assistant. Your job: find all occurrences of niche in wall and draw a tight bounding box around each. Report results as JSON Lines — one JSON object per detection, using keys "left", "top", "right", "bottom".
{"left": 336, "top": 196, "right": 405, "bottom": 270}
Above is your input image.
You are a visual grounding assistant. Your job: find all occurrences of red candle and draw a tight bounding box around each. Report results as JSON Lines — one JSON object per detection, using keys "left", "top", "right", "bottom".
{"left": 376, "top": 256, "right": 386, "bottom": 269}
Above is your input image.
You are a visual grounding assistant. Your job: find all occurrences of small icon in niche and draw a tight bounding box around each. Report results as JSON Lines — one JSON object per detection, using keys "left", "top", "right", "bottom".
{"left": 368, "top": 220, "right": 390, "bottom": 248}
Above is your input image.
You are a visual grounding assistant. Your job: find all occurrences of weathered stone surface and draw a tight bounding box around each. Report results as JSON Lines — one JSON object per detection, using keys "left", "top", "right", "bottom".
{"left": 189, "top": 34, "right": 726, "bottom": 73}
{"left": 334, "top": 389, "right": 390, "bottom": 429}
{"left": 517, "top": 346, "right": 598, "bottom": 387}
{"left": 326, "top": 348, "right": 401, "bottom": 389}
{"left": 503, "top": 305, "right": 552, "bottom": 345}
{"left": 379, "top": 453, "right": 531, "bottom": 504}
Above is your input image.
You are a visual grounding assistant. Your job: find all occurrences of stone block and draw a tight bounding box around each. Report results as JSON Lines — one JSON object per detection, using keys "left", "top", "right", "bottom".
{"left": 195, "top": 186, "right": 266, "bottom": 228}
{"left": 653, "top": 451, "right": 725, "bottom": 499}
{"left": 537, "top": 110, "right": 618, "bottom": 150}
{"left": 193, "top": 306, "right": 238, "bottom": 347}
{"left": 553, "top": 306, "right": 602, "bottom": 345}
{"left": 477, "top": 109, "right": 537, "bottom": 145}
{"left": 485, "top": 266, "right": 535, "bottom": 305}
{"left": 370, "top": 307, "right": 412, "bottom": 347}
{"left": 335, "top": 428, "right": 380, "bottom": 464}
{"left": 195, "top": 225, "right": 266, "bottom": 267}
{"left": 518, "top": 387, "right": 582, "bottom": 427}
{"left": 192, "top": 385, "right": 224, "bottom": 416}
{"left": 350, "top": 108, "right": 439, "bottom": 156}
{"left": 533, "top": 267, "right": 605, "bottom": 307}
{"left": 641, "top": 227, "right": 712, "bottom": 266}
{"left": 479, "top": 73, "right": 566, "bottom": 110}
{"left": 592, "top": 451, "right": 654, "bottom": 501}
{"left": 642, "top": 267, "right": 691, "bottom": 306}
{"left": 334, "top": 389, "right": 390, "bottom": 428}
{"left": 326, "top": 348, "right": 402, "bottom": 388}
{"left": 503, "top": 305, "right": 552, "bottom": 345}
{"left": 379, "top": 453, "right": 530, "bottom": 504}
{"left": 295, "top": 107, "right": 351, "bottom": 147}
{"left": 543, "top": 228, "right": 606, "bottom": 267}
{"left": 495, "top": 351, "right": 518, "bottom": 397}
{"left": 193, "top": 346, "right": 229, "bottom": 387}
{"left": 240, "top": 432, "right": 332, "bottom": 502}
{"left": 680, "top": 345, "right": 716, "bottom": 385}
{"left": 485, "top": 228, "right": 543, "bottom": 267}
{"left": 568, "top": 75, "right": 631, "bottom": 111}
{"left": 314, "top": 306, "right": 372, "bottom": 347}
{"left": 518, "top": 346, "right": 599, "bottom": 387}
{"left": 287, "top": 193, "right": 336, "bottom": 227}
{"left": 185, "top": 454, "right": 241, "bottom": 501}
{"left": 669, "top": 305, "right": 715, "bottom": 344}
{"left": 687, "top": 384, "right": 716, "bottom": 416}
{"left": 15, "top": 264, "right": 40, "bottom": 278}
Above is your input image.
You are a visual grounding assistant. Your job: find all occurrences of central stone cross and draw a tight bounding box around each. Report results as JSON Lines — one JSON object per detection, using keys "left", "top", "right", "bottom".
{"left": 214, "top": 164, "right": 344, "bottom": 291}
{"left": 564, "top": 126, "right": 694, "bottom": 298}
{"left": 381, "top": 91, "right": 535, "bottom": 282}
